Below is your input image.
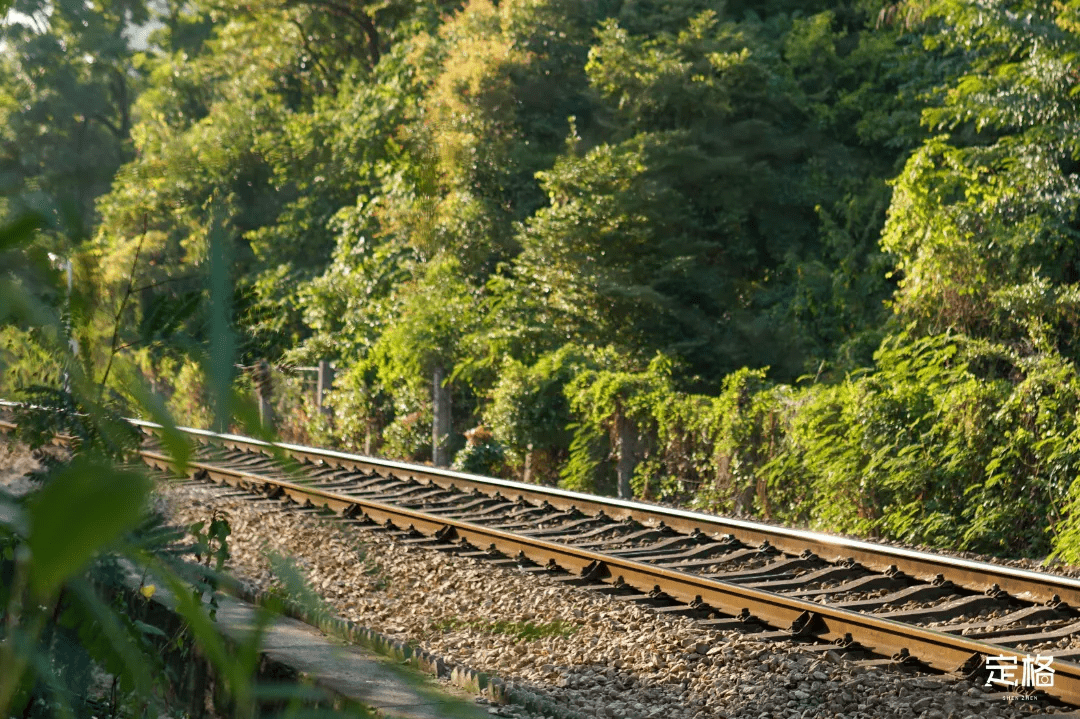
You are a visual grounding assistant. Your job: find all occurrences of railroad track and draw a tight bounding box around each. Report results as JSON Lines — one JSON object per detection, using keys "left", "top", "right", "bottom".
{"left": 6, "top": 413, "right": 1080, "bottom": 710}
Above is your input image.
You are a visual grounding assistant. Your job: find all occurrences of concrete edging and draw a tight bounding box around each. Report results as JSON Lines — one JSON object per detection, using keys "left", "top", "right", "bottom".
{"left": 230, "top": 583, "right": 589, "bottom": 719}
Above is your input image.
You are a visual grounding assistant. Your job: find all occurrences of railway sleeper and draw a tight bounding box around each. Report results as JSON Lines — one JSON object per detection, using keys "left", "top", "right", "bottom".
{"left": 520, "top": 516, "right": 615, "bottom": 538}
{"left": 457, "top": 543, "right": 507, "bottom": 561}
{"left": 655, "top": 545, "right": 781, "bottom": 574}
{"left": 359, "top": 483, "right": 441, "bottom": 501}
{"left": 610, "top": 584, "right": 680, "bottom": 607}
{"left": 834, "top": 575, "right": 959, "bottom": 611}
{"left": 226, "top": 457, "right": 279, "bottom": 471}
{"left": 704, "top": 554, "right": 823, "bottom": 582}
{"left": 479, "top": 511, "right": 565, "bottom": 528}
{"left": 801, "top": 633, "right": 871, "bottom": 657}
{"left": 571, "top": 527, "right": 679, "bottom": 552}
{"left": 851, "top": 650, "right": 928, "bottom": 673}
{"left": 943, "top": 602, "right": 1073, "bottom": 636}
{"left": 428, "top": 497, "right": 514, "bottom": 517}
{"left": 962, "top": 620, "right": 1079, "bottom": 643}
{"left": 691, "top": 609, "right": 837, "bottom": 644}
{"left": 388, "top": 487, "right": 481, "bottom": 510}
{"left": 746, "top": 561, "right": 868, "bottom": 591}
{"left": 989, "top": 619, "right": 1080, "bottom": 647}
{"left": 649, "top": 537, "right": 746, "bottom": 564}
{"left": 555, "top": 514, "right": 641, "bottom": 542}
{"left": 342, "top": 483, "right": 431, "bottom": 502}
{"left": 694, "top": 607, "right": 766, "bottom": 630}
{"left": 653, "top": 595, "right": 722, "bottom": 619}
{"left": 493, "top": 501, "right": 570, "bottom": 522}
{"left": 604, "top": 528, "right": 714, "bottom": 559}
{"left": 333, "top": 478, "right": 404, "bottom": 495}
{"left": 878, "top": 591, "right": 1012, "bottom": 624}
{"left": 304, "top": 478, "right": 373, "bottom": 491}
{"left": 467, "top": 500, "right": 560, "bottom": 521}
{"left": 791, "top": 568, "right": 913, "bottom": 598}
{"left": 518, "top": 558, "right": 569, "bottom": 576}
{"left": 398, "top": 490, "right": 461, "bottom": 507}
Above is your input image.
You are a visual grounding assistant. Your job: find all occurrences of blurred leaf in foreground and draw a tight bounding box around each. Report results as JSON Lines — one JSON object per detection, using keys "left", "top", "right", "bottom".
{"left": 25, "top": 457, "right": 151, "bottom": 599}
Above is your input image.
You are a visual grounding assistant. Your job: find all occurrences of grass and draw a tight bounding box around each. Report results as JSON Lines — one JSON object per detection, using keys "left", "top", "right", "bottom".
{"left": 435, "top": 617, "right": 578, "bottom": 641}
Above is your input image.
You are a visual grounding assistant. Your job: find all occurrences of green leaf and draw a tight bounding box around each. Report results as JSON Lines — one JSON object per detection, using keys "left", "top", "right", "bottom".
{"left": 133, "top": 620, "right": 167, "bottom": 638}
{"left": 0, "top": 212, "right": 45, "bottom": 252}
{"left": 27, "top": 459, "right": 151, "bottom": 598}
{"left": 127, "top": 380, "right": 192, "bottom": 476}
{"left": 67, "top": 579, "right": 156, "bottom": 698}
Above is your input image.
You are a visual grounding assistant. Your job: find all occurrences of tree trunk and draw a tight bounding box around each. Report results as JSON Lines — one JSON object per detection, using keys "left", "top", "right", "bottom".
{"left": 432, "top": 365, "right": 452, "bottom": 467}
{"left": 615, "top": 411, "right": 636, "bottom": 500}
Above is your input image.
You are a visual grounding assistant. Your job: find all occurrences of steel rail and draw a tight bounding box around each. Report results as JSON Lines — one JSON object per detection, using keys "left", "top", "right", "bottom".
{"left": 137, "top": 446, "right": 1080, "bottom": 706}
{"left": 124, "top": 419, "right": 1080, "bottom": 609}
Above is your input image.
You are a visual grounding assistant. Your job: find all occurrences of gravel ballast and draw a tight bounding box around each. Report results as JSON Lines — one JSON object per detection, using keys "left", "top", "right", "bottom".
{"left": 154, "top": 478, "right": 1070, "bottom": 719}
{"left": 0, "top": 438, "right": 46, "bottom": 494}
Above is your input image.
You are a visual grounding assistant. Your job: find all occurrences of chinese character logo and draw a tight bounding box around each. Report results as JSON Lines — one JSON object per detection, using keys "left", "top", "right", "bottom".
{"left": 985, "top": 655, "right": 1054, "bottom": 689}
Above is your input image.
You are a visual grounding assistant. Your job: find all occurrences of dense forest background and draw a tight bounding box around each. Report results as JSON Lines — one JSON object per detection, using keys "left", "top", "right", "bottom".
{"left": 5, "top": 0, "right": 1080, "bottom": 559}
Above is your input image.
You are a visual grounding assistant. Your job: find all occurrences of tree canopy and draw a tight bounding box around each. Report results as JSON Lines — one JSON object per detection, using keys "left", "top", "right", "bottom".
{"left": 10, "top": 0, "right": 1080, "bottom": 559}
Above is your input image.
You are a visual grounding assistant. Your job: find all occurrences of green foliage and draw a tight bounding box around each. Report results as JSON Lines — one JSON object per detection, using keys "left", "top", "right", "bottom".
{"left": 374, "top": 0, "right": 597, "bottom": 272}
{"left": 451, "top": 427, "right": 506, "bottom": 475}
{"left": 160, "top": 356, "right": 215, "bottom": 429}
{"left": 559, "top": 350, "right": 671, "bottom": 493}
{"left": 12, "top": 385, "right": 141, "bottom": 460}
{"left": 336, "top": 257, "right": 482, "bottom": 460}
{"left": 189, "top": 512, "right": 231, "bottom": 572}
{"left": 0, "top": 327, "right": 65, "bottom": 394}
{"left": 484, "top": 345, "right": 588, "bottom": 470}
{"left": 655, "top": 368, "right": 783, "bottom": 512}
{"left": 370, "top": 258, "right": 479, "bottom": 393}
{"left": 882, "top": 0, "right": 1080, "bottom": 347}
{"left": 536, "top": 328, "right": 1080, "bottom": 557}
{"left": 265, "top": 550, "right": 330, "bottom": 619}
{"left": 380, "top": 406, "right": 433, "bottom": 462}
{"left": 22, "top": 0, "right": 1080, "bottom": 565}
{"left": 26, "top": 458, "right": 151, "bottom": 599}
{"left": 318, "top": 364, "right": 390, "bottom": 454}
{"left": 515, "top": 12, "right": 813, "bottom": 377}
{"left": 667, "top": 333, "right": 1080, "bottom": 556}
{"left": 0, "top": 404, "right": 273, "bottom": 718}
{"left": 0, "top": 0, "right": 145, "bottom": 228}
{"left": 558, "top": 420, "right": 612, "bottom": 494}
{"left": 0, "top": 196, "right": 336, "bottom": 719}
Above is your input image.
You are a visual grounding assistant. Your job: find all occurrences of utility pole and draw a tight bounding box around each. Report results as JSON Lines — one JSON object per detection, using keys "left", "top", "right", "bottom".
{"left": 522, "top": 443, "right": 534, "bottom": 484}
{"left": 615, "top": 410, "right": 636, "bottom": 500}
{"left": 65, "top": 259, "right": 78, "bottom": 355}
{"left": 432, "top": 364, "right": 451, "bottom": 467}
{"left": 61, "top": 257, "right": 78, "bottom": 392}
{"left": 253, "top": 359, "right": 274, "bottom": 431}
{"left": 316, "top": 359, "right": 334, "bottom": 414}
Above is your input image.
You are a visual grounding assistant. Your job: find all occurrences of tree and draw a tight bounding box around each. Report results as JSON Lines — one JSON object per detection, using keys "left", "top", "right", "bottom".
{"left": 92, "top": 0, "right": 441, "bottom": 374}
{"left": 369, "top": 0, "right": 599, "bottom": 276}
{"left": 512, "top": 12, "right": 816, "bottom": 380}
{"left": 882, "top": 0, "right": 1080, "bottom": 355}
{"left": 368, "top": 258, "right": 480, "bottom": 463}
{"left": 0, "top": 0, "right": 149, "bottom": 231}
